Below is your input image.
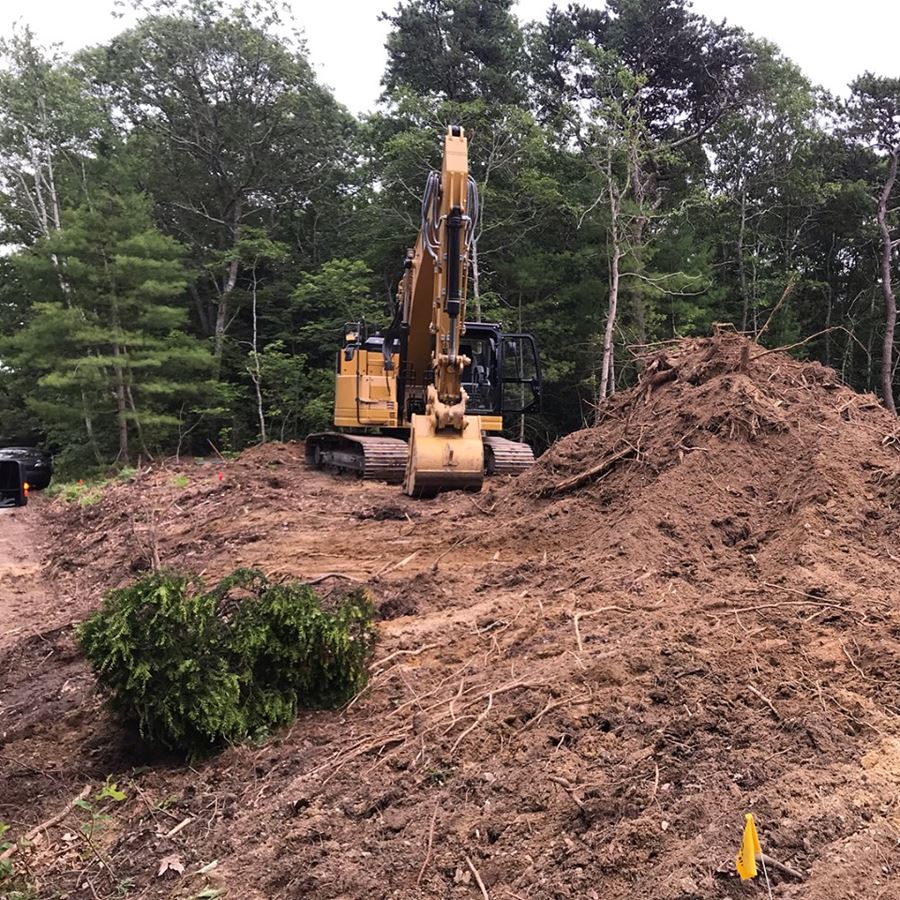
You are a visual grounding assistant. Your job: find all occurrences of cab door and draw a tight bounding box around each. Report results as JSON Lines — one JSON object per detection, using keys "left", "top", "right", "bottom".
{"left": 500, "top": 334, "right": 542, "bottom": 415}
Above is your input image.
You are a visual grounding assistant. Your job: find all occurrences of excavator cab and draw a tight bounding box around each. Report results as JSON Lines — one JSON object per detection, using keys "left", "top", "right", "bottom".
{"left": 460, "top": 329, "right": 498, "bottom": 413}
{"left": 501, "top": 333, "right": 542, "bottom": 415}
{"left": 460, "top": 324, "right": 542, "bottom": 418}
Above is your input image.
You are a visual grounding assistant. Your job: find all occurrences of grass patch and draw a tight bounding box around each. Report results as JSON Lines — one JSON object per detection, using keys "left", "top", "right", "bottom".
{"left": 46, "top": 466, "right": 139, "bottom": 505}
{"left": 45, "top": 478, "right": 109, "bottom": 506}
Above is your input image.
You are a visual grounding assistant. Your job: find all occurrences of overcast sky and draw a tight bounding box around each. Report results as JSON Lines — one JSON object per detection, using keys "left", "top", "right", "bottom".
{"left": 3, "top": 0, "right": 899, "bottom": 113}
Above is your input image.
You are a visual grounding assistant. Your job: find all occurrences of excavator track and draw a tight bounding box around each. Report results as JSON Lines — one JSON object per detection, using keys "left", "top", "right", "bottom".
{"left": 305, "top": 433, "right": 408, "bottom": 484}
{"left": 306, "top": 432, "right": 536, "bottom": 487}
{"left": 483, "top": 436, "right": 536, "bottom": 477}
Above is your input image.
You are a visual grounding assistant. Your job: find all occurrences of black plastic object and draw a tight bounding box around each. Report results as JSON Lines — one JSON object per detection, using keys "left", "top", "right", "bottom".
{"left": 0, "top": 459, "right": 27, "bottom": 508}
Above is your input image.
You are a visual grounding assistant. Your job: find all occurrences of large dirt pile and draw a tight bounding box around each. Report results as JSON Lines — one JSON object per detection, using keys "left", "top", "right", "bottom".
{"left": 4, "top": 332, "right": 900, "bottom": 900}
{"left": 488, "top": 329, "right": 900, "bottom": 598}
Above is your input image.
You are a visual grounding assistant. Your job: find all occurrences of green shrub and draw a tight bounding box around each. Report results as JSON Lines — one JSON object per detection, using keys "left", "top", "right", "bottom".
{"left": 46, "top": 477, "right": 109, "bottom": 505}
{"left": 77, "top": 569, "right": 375, "bottom": 755}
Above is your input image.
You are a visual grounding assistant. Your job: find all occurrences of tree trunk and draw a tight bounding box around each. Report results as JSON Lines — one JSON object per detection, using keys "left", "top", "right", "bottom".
{"left": 214, "top": 258, "right": 239, "bottom": 368}
{"left": 517, "top": 289, "right": 525, "bottom": 442}
{"left": 609, "top": 345, "right": 616, "bottom": 397}
{"left": 599, "top": 171, "right": 622, "bottom": 411}
{"left": 599, "top": 243, "right": 620, "bottom": 408}
{"left": 471, "top": 239, "right": 482, "bottom": 322}
{"left": 249, "top": 261, "right": 267, "bottom": 443}
{"left": 878, "top": 147, "right": 899, "bottom": 414}
{"left": 824, "top": 235, "right": 836, "bottom": 366}
{"left": 112, "top": 342, "right": 129, "bottom": 462}
{"left": 126, "top": 382, "right": 151, "bottom": 459}
{"left": 867, "top": 290, "right": 877, "bottom": 390}
{"left": 214, "top": 199, "right": 243, "bottom": 372}
{"left": 738, "top": 187, "right": 750, "bottom": 332}
{"left": 751, "top": 238, "right": 760, "bottom": 333}
{"left": 190, "top": 282, "right": 211, "bottom": 336}
{"left": 81, "top": 395, "right": 103, "bottom": 465}
{"left": 626, "top": 141, "right": 648, "bottom": 346}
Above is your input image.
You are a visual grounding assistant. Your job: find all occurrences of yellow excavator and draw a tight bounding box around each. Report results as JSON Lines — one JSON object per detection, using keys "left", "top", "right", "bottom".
{"left": 306, "top": 126, "right": 541, "bottom": 497}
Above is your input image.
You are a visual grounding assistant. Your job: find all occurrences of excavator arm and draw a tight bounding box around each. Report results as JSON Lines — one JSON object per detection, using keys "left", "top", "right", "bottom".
{"left": 400, "top": 126, "right": 484, "bottom": 496}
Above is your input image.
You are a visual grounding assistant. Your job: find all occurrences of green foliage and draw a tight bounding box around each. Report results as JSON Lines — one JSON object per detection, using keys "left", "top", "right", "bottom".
{"left": 291, "top": 259, "right": 385, "bottom": 369}
{"left": 76, "top": 779, "right": 128, "bottom": 842}
{"left": 0, "top": 821, "right": 14, "bottom": 879}
{"left": 1, "top": 190, "right": 216, "bottom": 465}
{"left": 0, "top": 821, "right": 35, "bottom": 896}
{"left": 257, "top": 346, "right": 334, "bottom": 438}
{"left": 45, "top": 477, "right": 110, "bottom": 506}
{"left": 2, "top": 0, "right": 900, "bottom": 464}
{"left": 382, "top": 0, "right": 524, "bottom": 105}
{"left": 77, "top": 569, "right": 376, "bottom": 756}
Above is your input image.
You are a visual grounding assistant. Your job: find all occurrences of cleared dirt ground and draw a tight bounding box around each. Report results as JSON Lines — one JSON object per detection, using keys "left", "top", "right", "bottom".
{"left": 0, "top": 505, "right": 44, "bottom": 651}
{"left": 3, "top": 332, "right": 900, "bottom": 899}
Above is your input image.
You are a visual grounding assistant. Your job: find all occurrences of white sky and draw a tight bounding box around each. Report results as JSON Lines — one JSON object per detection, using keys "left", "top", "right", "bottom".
{"left": 1, "top": 0, "right": 898, "bottom": 113}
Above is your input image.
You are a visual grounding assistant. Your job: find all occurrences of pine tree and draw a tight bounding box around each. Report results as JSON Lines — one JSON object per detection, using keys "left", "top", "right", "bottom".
{"left": 5, "top": 192, "right": 215, "bottom": 469}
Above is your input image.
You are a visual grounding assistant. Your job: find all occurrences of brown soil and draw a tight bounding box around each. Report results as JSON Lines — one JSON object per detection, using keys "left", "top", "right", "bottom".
{"left": 0, "top": 504, "right": 44, "bottom": 651}
{"left": 3, "top": 332, "right": 900, "bottom": 899}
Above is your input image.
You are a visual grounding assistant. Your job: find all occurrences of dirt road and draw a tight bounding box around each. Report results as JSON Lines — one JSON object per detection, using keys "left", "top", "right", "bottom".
{"left": 0, "top": 503, "right": 44, "bottom": 650}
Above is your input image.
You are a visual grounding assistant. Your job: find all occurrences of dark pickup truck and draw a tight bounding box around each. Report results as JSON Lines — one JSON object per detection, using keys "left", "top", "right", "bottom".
{"left": 0, "top": 459, "right": 28, "bottom": 508}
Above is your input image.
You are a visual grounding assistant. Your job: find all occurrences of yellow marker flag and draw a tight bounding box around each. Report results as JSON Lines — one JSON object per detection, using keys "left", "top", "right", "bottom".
{"left": 735, "top": 813, "right": 762, "bottom": 881}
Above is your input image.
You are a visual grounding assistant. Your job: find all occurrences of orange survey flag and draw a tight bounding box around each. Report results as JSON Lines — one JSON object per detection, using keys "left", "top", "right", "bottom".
{"left": 735, "top": 813, "right": 762, "bottom": 880}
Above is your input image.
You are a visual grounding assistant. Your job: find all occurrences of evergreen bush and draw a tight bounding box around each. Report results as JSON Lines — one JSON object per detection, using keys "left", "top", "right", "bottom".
{"left": 77, "top": 568, "right": 375, "bottom": 756}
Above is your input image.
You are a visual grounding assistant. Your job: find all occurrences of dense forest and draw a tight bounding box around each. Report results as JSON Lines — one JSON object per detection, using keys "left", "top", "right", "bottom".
{"left": 1, "top": 0, "right": 899, "bottom": 474}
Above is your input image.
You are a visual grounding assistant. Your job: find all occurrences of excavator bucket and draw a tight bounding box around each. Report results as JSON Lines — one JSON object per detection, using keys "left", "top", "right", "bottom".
{"left": 403, "top": 414, "right": 484, "bottom": 497}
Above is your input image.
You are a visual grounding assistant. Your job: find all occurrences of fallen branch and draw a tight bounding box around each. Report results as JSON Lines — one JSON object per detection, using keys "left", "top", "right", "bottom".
{"left": 466, "top": 855, "right": 490, "bottom": 900}
{"left": 431, "top": 538, "right": 469, "bottom": 572}
{"left": 733, "top": 599, "right": 849, "bottom": 614}
{"left": 305, "top": 572, "right": 361, "bottom": 585}
{"left": 758, "top": 852, "right": 805, "bottom": 881}
{"left": 164, "top": 816, "right": 193, "bottom": 839}
{"left": 543, "top": 447, "right": 637, "bottom": 497}
{"left": 466, "top": 494, "right": 495, "bottom": 515}
{"left": 755, "top": 275, "right": 797, "bottom": 340}
{"left": 450, "top": 693, "right": 493, "bottom": 755}
{"left": 547, "top": 775, "right": 585, "bottom": 809}
{"left": 760, "top": 582, "right": 842, "bottom": 602}
{"left": 0, "top": 785, "right": 91, "bottom": 861}
{"left": 572, "top": 606, "right": 630, "bottom": 653}
{"left": 373, "top": 550, "right": 420, "bottom": 579}
{"left": 372, "top": 643, "right": 441, "bottom": 670}
{"left": 516, "top": 693, "right": 592, "bottom": 735}
{"left": 640, "top": 366, "right": 678, "bottom": 394}
{"left": 321, "top": 734, "right": 407, "bottom": 784}
{"left": 748, "top": 683, "right": 780, "bottom": 720}
{"left": 751, "top": 327, "right": 840, "bottom": 361}
{"left": 416, "top": 801, "right": 439, "bottom": 887}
